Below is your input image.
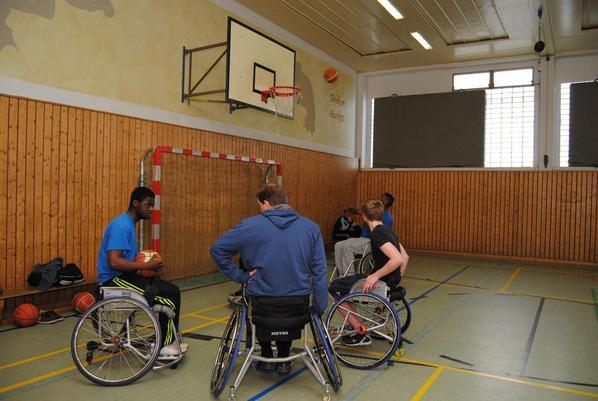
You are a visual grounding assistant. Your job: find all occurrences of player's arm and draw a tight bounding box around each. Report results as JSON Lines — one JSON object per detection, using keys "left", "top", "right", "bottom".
{"left": 363, "top": 241, "right": 407, "bottom": 292}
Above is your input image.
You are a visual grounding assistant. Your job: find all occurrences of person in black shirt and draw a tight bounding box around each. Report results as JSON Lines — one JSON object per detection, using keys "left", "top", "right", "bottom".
{"left": 328, "top": 198, "right": 408, "bottom": 346}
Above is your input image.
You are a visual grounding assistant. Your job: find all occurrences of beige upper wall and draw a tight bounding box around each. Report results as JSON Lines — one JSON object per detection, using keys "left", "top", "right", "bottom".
{"left": 0, "top": 0, "right": 355, "bottom": 153}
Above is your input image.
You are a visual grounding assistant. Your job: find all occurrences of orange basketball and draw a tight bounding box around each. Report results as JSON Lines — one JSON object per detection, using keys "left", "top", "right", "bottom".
{"left": 13, "top": 303, "right": 40, "bottom": 327}
{"left": 73, "top": 291, "right": 96, "bottom": 313}
{"left": 324, "top": 68, "right": 338, "bottom": 83}
{"left": 135, "top": 250, "right": 162, "bottom": 278}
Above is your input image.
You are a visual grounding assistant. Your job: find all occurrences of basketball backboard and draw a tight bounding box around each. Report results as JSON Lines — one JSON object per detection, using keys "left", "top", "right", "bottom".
{"left": 226, "top": 17, "right": 296, "bottom": 119}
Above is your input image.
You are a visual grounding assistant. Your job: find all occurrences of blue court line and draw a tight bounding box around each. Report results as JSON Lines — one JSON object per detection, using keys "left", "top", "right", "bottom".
{"left": 406, "top": 265, "right": 471, "bottom": 308}
{"left": 247, "top": 366, "right": 307, "bottom": 401}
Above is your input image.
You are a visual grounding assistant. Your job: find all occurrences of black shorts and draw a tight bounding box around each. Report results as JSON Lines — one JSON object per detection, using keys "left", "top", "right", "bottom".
{"left": 328, "top": 274, "right": 366, "bottom": 298}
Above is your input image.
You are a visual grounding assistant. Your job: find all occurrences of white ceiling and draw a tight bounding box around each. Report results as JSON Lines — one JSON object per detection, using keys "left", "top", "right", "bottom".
{"left": 235, "top": 0, "right": 598, "bottom": 72}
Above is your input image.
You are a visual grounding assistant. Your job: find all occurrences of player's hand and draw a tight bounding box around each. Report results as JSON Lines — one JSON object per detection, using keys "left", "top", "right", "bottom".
{"left": 146, "top": 259, "right": 163, "bottom": 272}
{"left": 363, "top": 274, "right": 379, "bottom": 292}
{"left": 246, "top": 268, "right": 257, "bottom": 283}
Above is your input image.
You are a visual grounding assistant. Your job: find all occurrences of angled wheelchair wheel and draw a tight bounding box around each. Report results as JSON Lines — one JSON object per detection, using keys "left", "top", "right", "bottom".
{"left": 358, "top": 252, "right": 375, "bottom": 276}
{"left": 71, "top": 298, "right": 161, "bottom": 386}
{"left": 309, "top": 310, "right": 342, "bottom": 392}
{"left": 394, "top": 297, "right": 412, "bottom": 334}
{"left": 210, "top": 306, "right": 245, "bottom": 397}
{"left": 325, "top": 292, "right": 400, "bottom": 369}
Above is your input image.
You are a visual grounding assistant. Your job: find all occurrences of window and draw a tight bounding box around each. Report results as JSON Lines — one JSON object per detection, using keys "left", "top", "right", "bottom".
{"left": 560, "top": 83, "right": 571, "bottom": 167}
{"left": 454, "top": 68, "right": 535, "bottom": 167}
{"left": 559, "top": 81, "right": 594, "bottom": 167}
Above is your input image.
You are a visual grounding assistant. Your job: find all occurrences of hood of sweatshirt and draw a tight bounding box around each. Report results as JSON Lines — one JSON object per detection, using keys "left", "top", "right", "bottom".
{"left": 262, "top": 204, "right": 299, "bottom": 230}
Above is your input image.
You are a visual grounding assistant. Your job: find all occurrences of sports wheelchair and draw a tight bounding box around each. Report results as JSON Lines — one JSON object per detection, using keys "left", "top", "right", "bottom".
{"left": 70, "top": 287, "right": 185, "bottom": 386}
{"left": 325, "top": 279, "right": 411, "bottom": 369}
{"left": 211, "top": 293, "right": 342, "bottom": 401}
{"left": 329, "top": 243, "right": 374, "bottom": 283}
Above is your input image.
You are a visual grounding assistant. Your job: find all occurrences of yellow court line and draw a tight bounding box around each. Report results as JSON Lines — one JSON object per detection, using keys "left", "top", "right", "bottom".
{"left": 0, "top": 347, "right": 71, "bottom": 371}
{"left": 0, "top": 302, "right": 230, "bottom": 371}
{"left": 0, "top": 365, "right": 77, "bottom": 393}
{"left": 501, "top": 268, "right": 521, "bottom": 292}
{"left": 411, "top": 367, "right": 445, "bottom": 401}
{"left": 0, "top": 317, "right": 229, "bottom": 394}
{"left": 190, "top": 313, "right": 226, "bottom": 322}
{"left": 397, "top": 356, "right": 598, "bottom": 399}
{"left": 404, "top": 276, "right": 595, "bottom": 305}
{"left": 181, "top": 316, "right": 229, "bottom": 334}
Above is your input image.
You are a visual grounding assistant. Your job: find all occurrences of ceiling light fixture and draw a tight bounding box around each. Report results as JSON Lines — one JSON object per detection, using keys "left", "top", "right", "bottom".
{"left": 410, "top": 32, "right": 432, "bottom": 49}
{"left": 377, "top": 0, "right": 404, "bottom": 20}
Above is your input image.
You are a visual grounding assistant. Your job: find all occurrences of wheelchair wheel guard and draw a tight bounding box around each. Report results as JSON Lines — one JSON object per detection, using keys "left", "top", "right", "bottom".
{"left": 309, "top": 309, "right": 342, "bottom": 391}
{"left": 325, "top": 291, "right": 401, "bottom": 369}
{"left": 71, "top": 297, "right": 161, "bottom": 386}
{"left": 210, "top": 306, "right": 246, "bottom": 397}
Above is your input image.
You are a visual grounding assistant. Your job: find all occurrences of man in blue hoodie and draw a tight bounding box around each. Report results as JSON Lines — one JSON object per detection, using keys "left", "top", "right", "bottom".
{"left": 210, "top": 183, "right": 327, "bottom": 375}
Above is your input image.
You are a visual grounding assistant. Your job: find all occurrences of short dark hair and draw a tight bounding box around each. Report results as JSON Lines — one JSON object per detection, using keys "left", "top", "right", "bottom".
{"left": 129, "top": 186, "right": 155, "bottom": 208}
{"left": 362, "top": 198, "right": 384, "bottom": 221}
{"left": 257, "top": 183, "right": 287, "bottom": 206}
{"left": 381, "top": 192, "right": 395, "bottom": 208}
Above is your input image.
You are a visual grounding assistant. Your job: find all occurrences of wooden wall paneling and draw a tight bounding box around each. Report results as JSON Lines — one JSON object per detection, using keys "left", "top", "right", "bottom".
{"left": 87, "top": 111, "right": 97, "bottom": 277}
{"left": 564, "top": 172, "right": 572, "bottom": 260}
{"left": 586, "top": 173, "right": 593, "bottom": 261}
{"left": 75, "top": 109, "right": 84, "bottom": 267}
{"left": 7, "top": 97, "right": 19, "bottom": 292}
{"left": 575, "top": 172, "right": 584, "bottom": 260}
{"left": 20, "top": 100, "right": 36, "bottom": 286}
{"left": 57, "top": 106, "right": 68, "bottom": 260}
{"left": 65, "top": 108, "right": 75, "bottom": 263}
{"left": 36, "top": 103, "right": 47, "bottom": 265}
{"left": 94, "top": 113, "right": 105, "bottom": 268}
{"left": 16, "top": 99, "right": 27, "bottom": 289}
{"left": 0, "top": 97, "right": 8, "bottom": 292}
{"left": 81, "top": 109, "right": 90, "bottom": 275}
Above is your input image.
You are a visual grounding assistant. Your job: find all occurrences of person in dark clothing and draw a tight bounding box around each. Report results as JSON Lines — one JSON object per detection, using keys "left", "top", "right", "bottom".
{"left": 328, "top": 198, "right": 408, "bottom": 346}
{"left": 332, "top": 207, "right": 362, "bottom": 241}
{"left": 211, "top": 184, "right": 327, "bottom": 375}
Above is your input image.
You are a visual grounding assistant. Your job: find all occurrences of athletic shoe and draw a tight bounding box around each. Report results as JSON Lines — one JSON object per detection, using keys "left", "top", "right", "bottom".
{"left": 159, "top": 342, "right": 188, "bottom": 358}
{"left": 341, "top": 333, "right": 371, "bottom": 347}
{"left": 38, "top": 310, "right": 64, "bottom": 324}
{"left": 255, "top": 361, "right": 275, "bottom": 372}
{"left": 275, "top": 361, "right": 292, "bottom": 375}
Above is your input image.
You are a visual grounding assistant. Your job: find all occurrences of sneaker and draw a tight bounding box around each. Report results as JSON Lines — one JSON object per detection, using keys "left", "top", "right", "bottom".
{"left": 159, "top": 343, "right": 181, "bottom": 358}
{"left": 38, "top": 310, "right": 64, "bottom": 324}
{"left": 255, "top": 361, "right": 275, "bottom": 372}
{"left": 275, "top": 361, "right": 292, "bottom": 375}
{"left": 342, "top": 333, "right": 371, "bottom": 347}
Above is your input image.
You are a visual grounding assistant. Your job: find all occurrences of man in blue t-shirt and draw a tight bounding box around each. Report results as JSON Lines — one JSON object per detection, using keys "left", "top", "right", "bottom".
{"left": 98, "top": 187, "right": 187, "bottom": 358}
{"left": 334, "top": 192, "right": 395, "bottom": 276}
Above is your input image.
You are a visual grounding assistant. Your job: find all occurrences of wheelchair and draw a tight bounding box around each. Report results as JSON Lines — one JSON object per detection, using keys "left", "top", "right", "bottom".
{"left": 70, "top": 287, "right": 185, "bottom": 386}
{"left": 329, "top": 243, "right": 374, "bottom": 283}
{"left": 325, "top": 279, "right": 412, "bottom": 369}
{"left": 210, "top": 294, "right": 342, "bottom": 401}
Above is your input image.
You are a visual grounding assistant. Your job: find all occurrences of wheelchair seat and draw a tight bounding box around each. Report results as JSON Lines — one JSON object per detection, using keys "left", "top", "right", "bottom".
{"left": 388, "top": 286, "right": 406, "bottom": 302}
{"left": 211, "top": 295, "right": 342, "bottom": 400}
{"left": 251, "top": 295, "right": 310, "bottom": 342}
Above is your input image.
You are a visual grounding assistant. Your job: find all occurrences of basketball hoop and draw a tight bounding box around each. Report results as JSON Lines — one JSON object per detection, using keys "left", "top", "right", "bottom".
{"left": 260, "top": 86, "right": 301, "bottom": 118}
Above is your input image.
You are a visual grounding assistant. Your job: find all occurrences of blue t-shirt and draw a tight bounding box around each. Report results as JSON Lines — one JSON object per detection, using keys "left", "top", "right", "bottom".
{"left": 97, "top": 212, "right": 138, "bottom": 284}
{"left": 361, "top": 210, "right": 393, "bottom": 239}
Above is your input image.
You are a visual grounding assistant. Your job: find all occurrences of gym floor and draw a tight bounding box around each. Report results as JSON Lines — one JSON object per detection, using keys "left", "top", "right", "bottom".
{"left": 1, "top": 254, "right": 597, "bottom": 401}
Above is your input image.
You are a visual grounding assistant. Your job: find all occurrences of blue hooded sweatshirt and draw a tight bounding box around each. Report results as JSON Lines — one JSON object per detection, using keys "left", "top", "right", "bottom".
{"left": 210, "top": 205, "right": 328, "bottom": 314}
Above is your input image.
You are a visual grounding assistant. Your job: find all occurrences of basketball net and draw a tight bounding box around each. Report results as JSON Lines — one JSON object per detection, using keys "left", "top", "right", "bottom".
{"left": 261, "top": 86, "right": 302, "bottom": 120}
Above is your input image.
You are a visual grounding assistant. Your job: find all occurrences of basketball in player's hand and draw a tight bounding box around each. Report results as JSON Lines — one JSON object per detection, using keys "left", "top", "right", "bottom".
{"left": 135, "top": 250, "right": 162, "bottom": 278}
